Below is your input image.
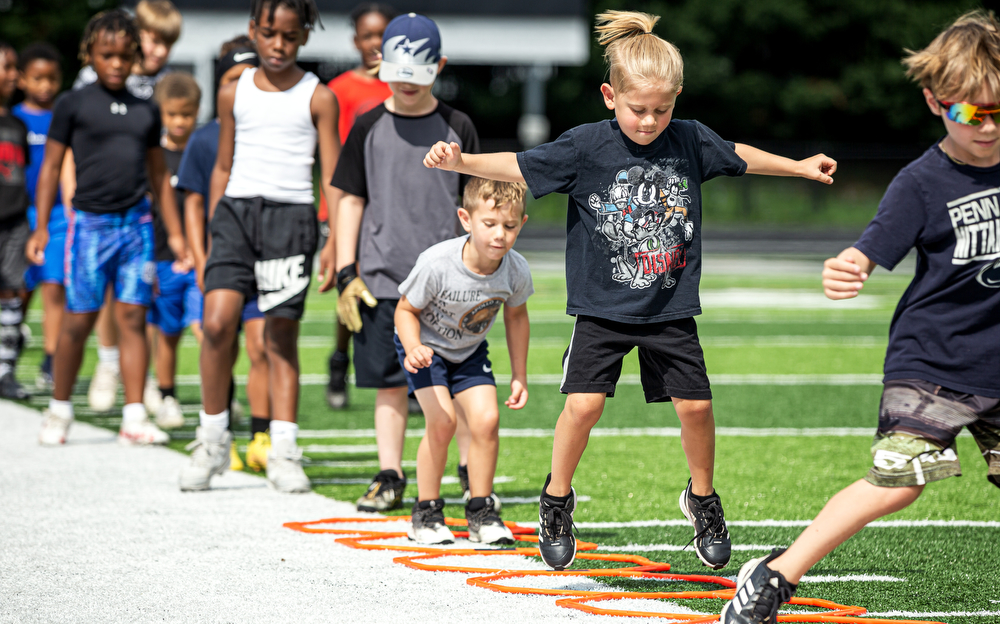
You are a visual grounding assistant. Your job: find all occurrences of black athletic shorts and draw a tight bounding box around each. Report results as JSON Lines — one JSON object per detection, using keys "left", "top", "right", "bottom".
{"left": 560, "top": 315, "right": 712, "bottom": 403}
{"left": 353, "top": 298, "right": 406, "bottom": 389}
{"left": 0, "top": 216, "right": 29, "bottom": 291}
{"left": 204, "top": 196, "right": 317, "bottom": 320}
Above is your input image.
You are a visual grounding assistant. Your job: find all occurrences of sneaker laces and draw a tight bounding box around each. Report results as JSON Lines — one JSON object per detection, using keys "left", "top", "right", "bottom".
{"left": 467, "top": 499, "right": 503, "bottom": 529}
{"left": 753, "top": 574, "right": 795, "bottom": 622}
{"left": 685, "top": 497, "right": 727, "bottom": 549}
{"left": 540, "top": 499, "right": 576, "bottom": 540}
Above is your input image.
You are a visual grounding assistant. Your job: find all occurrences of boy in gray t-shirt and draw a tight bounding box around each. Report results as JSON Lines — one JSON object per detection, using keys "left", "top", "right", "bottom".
{"left": 394, "top": 179, "right": 533, "bottom": 545}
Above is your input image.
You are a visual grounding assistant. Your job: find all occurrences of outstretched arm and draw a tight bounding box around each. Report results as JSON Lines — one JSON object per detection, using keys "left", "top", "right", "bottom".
{"left": 423, "top": 141, "right": 524, "bottom": 183}
{"left": 503, "top": 302, "right": 529, "bottom": 410}
{"left": 822, "top": 246, "right": 876, "bottom": 300}
{"left": 735, "top": 143, "right": 836, "bottom": 184}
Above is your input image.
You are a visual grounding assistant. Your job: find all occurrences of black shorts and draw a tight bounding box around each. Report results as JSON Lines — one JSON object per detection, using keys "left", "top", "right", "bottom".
{"left": 204, "top": 196, "right": 317, "bottom": 320}
{"left": 353, "top": 298, "right": 406, "bottom": 389}
{"left": 560, "top": 315, "right": 712, "bottom": 403}
{"left": 0, "top": 216, "right": 29, "bottom": 291}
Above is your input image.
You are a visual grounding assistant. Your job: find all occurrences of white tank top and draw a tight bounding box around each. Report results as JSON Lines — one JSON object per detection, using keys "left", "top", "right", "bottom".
{"left": 226, "top": 68, "right": 320, "bottom": 204}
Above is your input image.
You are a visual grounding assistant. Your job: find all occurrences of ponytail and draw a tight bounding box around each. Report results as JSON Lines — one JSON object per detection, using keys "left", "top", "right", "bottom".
{"left": 596, "top": 10, "right": 683, "bottom": 95}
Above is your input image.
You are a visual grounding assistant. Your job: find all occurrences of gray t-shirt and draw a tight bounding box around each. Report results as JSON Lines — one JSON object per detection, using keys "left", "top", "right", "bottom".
{"left": 398, "top": 236, "right": 534, "bottom": 363}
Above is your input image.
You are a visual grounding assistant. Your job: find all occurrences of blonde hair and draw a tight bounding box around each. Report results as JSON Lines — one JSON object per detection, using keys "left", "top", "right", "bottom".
{"left": 154, "top": 71, "right": 201, "bottom": 107}
{"left": 463, "top": 178, "right": 527, "bottom": 215}
{"left": 595, "top": 10, "right": 683, "bottom": 95}
{"left": 135, "top": 0, "right": 183, "bottom": 46}
{"left": 903, "top": 10, "right": 1000, "bottom": 101}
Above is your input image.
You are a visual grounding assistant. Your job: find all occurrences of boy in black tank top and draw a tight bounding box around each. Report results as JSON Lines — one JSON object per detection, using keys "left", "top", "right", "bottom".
{"left": 181, "top": 0, "right": 342, "bottom": 493}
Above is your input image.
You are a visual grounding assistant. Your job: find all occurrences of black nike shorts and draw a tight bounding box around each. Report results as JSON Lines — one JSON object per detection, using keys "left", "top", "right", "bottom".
{"left": 559, "top": 315, "right": 712, "bottom": 403}
{"left": 353, "top": 298, "right": 407, "bottom": 389}
{"left": 204, "top": 196, "right": 317, "bottom": 321}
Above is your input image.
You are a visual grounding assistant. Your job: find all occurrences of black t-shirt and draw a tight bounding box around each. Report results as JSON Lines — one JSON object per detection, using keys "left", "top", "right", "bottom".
{"left": 0, "top": 113, "right": 30, "bottom": 222}
{"left": 48, "top": 82, "right": 161, "bottom": 214}
{"left": 517, "top": 118, "right": 746, "bottom": 323}
{"left": 854, "top": 144, "right": 1000, "bottom": 397}
{"left": 153, "top": 147, "right": 184, "bottom": 262}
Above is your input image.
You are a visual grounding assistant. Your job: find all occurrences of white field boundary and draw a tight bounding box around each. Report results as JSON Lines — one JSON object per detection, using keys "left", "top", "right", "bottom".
{"left": 290, "top": 427, "right": 975, "bottom": 440}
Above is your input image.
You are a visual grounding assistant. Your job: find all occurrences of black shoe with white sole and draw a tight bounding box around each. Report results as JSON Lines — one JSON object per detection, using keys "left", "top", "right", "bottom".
{"left": 679, "top": 478, "right": 732, "bottom": 569}
{"left": 721, "top": 549, "right": 797, "bottom": 624}
{"left": 537, "top": 473, "right": 577, "bottom": 570}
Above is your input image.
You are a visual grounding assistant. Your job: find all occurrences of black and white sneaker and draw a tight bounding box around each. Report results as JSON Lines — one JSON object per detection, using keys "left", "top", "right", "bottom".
{"left": 356, "top": 469, "right": 406, "bottom": 512}
{"left": 325, "top": 351, "right": 349, "bottom": 409}
{"left": 721, "top": 549, "right": 797, "bottom": 624}
{"left": 458, "top": 464, "right": 503, "bottom": 512}
{"left": 408, "top": 498, "right": 454, "bottom": 544}
{"left": 0, "top": 370, "right": 30, "bottom": 400}
{"left": 466, "top": 496, "right": 514, "bottom": 545}
{"left": 679, "top": 478, "right": 732, "bottom": 569}
{"left": 537, "top": 473, "right": 577, "bottom": 570}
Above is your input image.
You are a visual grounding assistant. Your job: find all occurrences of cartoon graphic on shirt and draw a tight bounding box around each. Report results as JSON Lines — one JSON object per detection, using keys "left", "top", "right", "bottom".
{"left": 588, "top": 163, "right": 692, "bottom": 290}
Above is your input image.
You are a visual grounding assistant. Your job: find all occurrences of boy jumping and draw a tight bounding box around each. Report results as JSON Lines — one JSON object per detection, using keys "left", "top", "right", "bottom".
{"left": 721, "top": 11, "right": 1000, "bottom": 623}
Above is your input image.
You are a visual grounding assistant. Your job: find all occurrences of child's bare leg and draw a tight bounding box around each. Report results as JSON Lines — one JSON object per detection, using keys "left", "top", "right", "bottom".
{"left": 199, "top": 290, "right": 243, "bottom": 414}
{"left": 96, "top": 287, "right": 118, "bottom": 349}
{"left": 769, "top": 479, "right": 923, "bottom": 583}
{"left": 673, "top": 398, "right": 716, "bottom": 496}
{"left": 188, "top": 320, "right": 203, "bottom": 344}
{"left": 244, "top": 318, "right": 269, "bottom": 417}
{"left": 375, "top": 386, "right": 409, "bottom": 478}
{"left": 455, "top": 409, "right": 472, "bottom": 467}
{"left": 413, "top": 386, "right": 456, "bottom": 500}
{"left": 115, "top": 302, "right": 149, "bottom": 405}
{"left": 40, "top": 283, "right": 65, "bottom": 356}
{"left": 547, "top": 392, "right": 605, "bottom": 496}
{"left": 52, "top": 314, "right": 99, "bottom": 401}
{"left": 264, "top": 316, "right": 299, "bottom": 423}
{"left": 155, "top": 330, "right": 180, "bottom": 390}
{"left": 454, "top": 385, "right": 500, "bottom": 499}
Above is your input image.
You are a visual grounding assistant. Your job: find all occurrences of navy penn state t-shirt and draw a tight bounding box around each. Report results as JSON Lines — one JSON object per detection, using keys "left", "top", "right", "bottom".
{"left": 517, "top": 118, "right": 746, "bottom": 323}
{"left": 855, "top": 143, "right": 1000, "bottom": 397}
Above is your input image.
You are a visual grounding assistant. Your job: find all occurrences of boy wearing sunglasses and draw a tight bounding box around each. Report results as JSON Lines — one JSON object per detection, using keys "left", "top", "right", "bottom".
{"left": 721, "top": 10, "right": 1000, "bottom": 623}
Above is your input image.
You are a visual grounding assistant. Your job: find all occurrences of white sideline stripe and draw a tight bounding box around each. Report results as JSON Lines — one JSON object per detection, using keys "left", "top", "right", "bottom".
{"left": 605, "top": 543, "right": 780, "bottom": 553}
{"left": 861, "top": 611, "right": 1000, "bottom": 618}
{"left": 296, "top": 426, "right": 976, "bottom": 439}
{"left": 310, "top": 475, "right": 516, "bottom": 486}
{"left": 800, "top": 574, "right": 905, "bottom": 583}
{"left": 566, "top": 519, "right": 1000, "bottom": 529}
{"left": 302, "top": 444, "right": 378, "bottom": 454}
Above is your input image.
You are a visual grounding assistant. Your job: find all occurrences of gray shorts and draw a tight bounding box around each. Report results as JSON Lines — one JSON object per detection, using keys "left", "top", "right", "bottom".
{"left": 0, "top": 216, "right": 29, "bottom": 291}
{"left": 866, "top": 379, "right": 1000, "bottom": 488}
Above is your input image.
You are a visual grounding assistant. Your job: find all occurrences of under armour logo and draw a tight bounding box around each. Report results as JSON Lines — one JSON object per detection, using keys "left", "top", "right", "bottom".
{"left": 110, "top": 102, "right": 128, "bottom": 115}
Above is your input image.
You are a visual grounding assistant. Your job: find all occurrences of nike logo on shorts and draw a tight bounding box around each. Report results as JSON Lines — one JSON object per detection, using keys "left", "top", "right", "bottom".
{"left": 233, "top": 52, "right": 257, "bottom": 62}
{"left": 255, "top": 255, "right": 310, "bottom": 311}
{"left": 483, "top": 364, "right": 492, "bottom": 373}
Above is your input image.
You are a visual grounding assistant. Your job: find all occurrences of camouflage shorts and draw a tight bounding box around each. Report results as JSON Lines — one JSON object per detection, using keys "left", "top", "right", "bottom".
{"left": 866, "top": 379, "right": 1000, "bottom": 488}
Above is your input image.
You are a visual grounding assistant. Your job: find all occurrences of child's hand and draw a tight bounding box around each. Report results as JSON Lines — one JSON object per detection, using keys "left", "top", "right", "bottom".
{"left": 822, "top": 254, "right": 869, "bottom": 299}
{"left": 505, "top": 378, "right": 528, "bottom": 410}
{"left": 25, "top": 230, "right": 48, "bottom": 265}
{"left": 168, "top": 234, "right": 190, "bottom": 268}
{"left": 404, "top": 344, "right": 434, "bottom": 374}
{"left": 423, "top": 141, "right": 463, "bottom": 171}
{"left": 798, "top": 154, "right": 837, "bottom": 184}
{"left": 318, "top": 237, "right": 337, "bottom": 293}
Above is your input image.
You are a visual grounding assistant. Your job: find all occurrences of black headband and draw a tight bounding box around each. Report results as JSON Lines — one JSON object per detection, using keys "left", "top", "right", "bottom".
{"left": 217, "top": 46, "right": 259, "bottom": 78}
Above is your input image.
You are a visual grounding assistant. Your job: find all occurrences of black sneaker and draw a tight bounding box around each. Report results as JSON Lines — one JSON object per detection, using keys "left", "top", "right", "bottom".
{"left": 326, "top": 351, "right": 349, "bottom": 409}
{"left": 458, "top": 464, "right": 504, "bottom": 512}
{"left": 0, "top": 370, "right": 30, "bottom": 400}
{"left": 356, "top": 469, "right": 406, "bottom": 512}
{"left": 721, "top": 549, "right": 797, "bottom": 624}
{"left": 679, "top": 478, "right": 731, "bottom": 569}
{"left": 408, "top": 498, "right": 453, "bottom": 544}
{"left": 466, "top": 496, "right": 514, "bottom": 545}
{"left": 537, "top": 473, "right": 577, "bottom": 570}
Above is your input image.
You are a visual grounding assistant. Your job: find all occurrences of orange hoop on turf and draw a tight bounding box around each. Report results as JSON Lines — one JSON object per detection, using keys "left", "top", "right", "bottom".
{"left": 284, "top": 517, "right": 946, "bottom": 624}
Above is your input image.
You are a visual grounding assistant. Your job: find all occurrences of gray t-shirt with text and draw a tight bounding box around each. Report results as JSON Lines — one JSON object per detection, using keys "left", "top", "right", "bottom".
{"left": 398, "top": 236, "right": 533, "bottom": 363}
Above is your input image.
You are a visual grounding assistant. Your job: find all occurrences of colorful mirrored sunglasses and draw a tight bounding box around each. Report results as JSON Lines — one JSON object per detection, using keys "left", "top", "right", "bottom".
{"left": 936, "top": 99, "right": 1000, "bottom": 126}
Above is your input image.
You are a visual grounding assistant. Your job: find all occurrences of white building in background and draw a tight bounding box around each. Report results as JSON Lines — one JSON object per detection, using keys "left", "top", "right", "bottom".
{"left": 166, "top": 0, "right": 589, "bottom": 147}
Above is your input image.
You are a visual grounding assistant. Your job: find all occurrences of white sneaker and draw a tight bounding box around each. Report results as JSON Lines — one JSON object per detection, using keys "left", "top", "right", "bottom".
{"left": 179, "top": 426, "right": 233, "bottom": 491}
{"left": 408, "top": 499, "right": 454, "bottom": 544}
{"left": 143, "top": 377, "right": 163, "bottom": 414}
{"left": 39, "top": 410, "right": 72, "bottom": 446}
{"left": 155, "top": 396, "right": 185, "bottom": 429}
{"left": 266, "top": 439, "right": 311, "bottom": 493}
{"left": 87, "top": 362, "right": 120, "bottom": 412}
{"left": 118, "top": 418, "right": 170, "bottom": 445}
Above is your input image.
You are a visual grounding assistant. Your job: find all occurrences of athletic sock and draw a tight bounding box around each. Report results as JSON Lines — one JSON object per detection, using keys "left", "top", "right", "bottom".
{"left": 689, "top": 490, "right": 717, "bottom": 503}
{"left": 250, "top": 416, "right": 271, "bottom": 437}
{"left": 269, "top": 420, "right": 298, "bottom": 445}
{"left": 467, "top": 496, "right": 488, "bottom": 512}
{"left": 0, "top": 297, "right": 24, "bottom": 377}
{"left": 41, "top": 353, "right": 53, "bottom": 375}
{"left": 159, "top": 386, "right": 176, "bottom": 399}
{"left": 97, "top": 345, "right": 120, "bottom": 371}
{"left": 542, "top": 490, "right": 572, "bottom": 506}
{"left": 200, "top": 409, "right": 229, "bottom": 430}
{"left": 122, "top": 402, "right": 147, "bottom": 424}
{"left": 48, "top": 398, "right": 74, "bottom": 420}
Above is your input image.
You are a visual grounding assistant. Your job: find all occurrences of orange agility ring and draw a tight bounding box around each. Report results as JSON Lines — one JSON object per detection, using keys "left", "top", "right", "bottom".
{"left": 284, "top": 516, "right": 946, "bottom": 624}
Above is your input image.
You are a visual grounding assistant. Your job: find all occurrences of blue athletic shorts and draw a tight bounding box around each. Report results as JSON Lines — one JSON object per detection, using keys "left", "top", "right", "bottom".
{"left": 242, "top": 298, "right": 263, "bottom": 323}
{"left": 65, "top": 200, "right": 155, "bottom": 314}
{"left": 24, "top": 204, "right": 68, "bottom": 290}
{"left": 148, "top": 261, "right": 203, "bottom": 336}
{"left": 394, "top": 334, "right": 495, "bottom": 398}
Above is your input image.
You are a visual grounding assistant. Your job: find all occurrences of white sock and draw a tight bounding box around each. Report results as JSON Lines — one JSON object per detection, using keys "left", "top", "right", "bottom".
{"left": 122, "top": 403, "right": 147, "bottom": 424}
{"left": 48, "top": 398, "right": 74, "bottom": 420}
{"left": 199, "top": 409, "right": 229, "bottom": 430}
{"left": 269, "top": 420, "right": 298, "bottom": 444}
{"left": 97, "top": 345, "right": 120, "bottom": 370}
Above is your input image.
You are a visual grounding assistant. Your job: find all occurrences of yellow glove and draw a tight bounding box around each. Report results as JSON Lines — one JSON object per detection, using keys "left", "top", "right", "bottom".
{"left": 337, "top": 266, "right": 378, "bottom": 332}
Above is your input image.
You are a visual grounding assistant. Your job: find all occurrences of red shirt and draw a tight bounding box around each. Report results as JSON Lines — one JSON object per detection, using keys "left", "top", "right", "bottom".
{"left": 320, "top": 70, "right": 392, "bottom": 221}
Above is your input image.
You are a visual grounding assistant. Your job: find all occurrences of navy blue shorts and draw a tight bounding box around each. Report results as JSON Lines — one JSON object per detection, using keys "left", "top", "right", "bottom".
{"left": 394, "top": 334, "right": 495, "bottom": 397}
{"left": 148, "top": 261, "right": 202, "bottom": 336}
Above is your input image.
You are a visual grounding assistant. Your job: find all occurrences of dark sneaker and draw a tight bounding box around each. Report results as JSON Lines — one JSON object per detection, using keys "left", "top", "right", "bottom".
{"left": 679, "top": 478, "right": 732, "bottom": 569}
{"left": 408, "top": 498, "right": 453, "bottom": 544}
{"left": 457, "top": 464, "right": 503, "bottom": 512}
{"left": 0, "top": 371, "right": 30, "bottom": 400}
{"left": 466, "top": 496, "right": 514, "bottom": 545}
{"left": 356, "top": 469, "right": 406, "bottom": 512}
{"left": 537, "top": 473, "right": 577, "bottom": 570}
{"left": 721, "top": 549, "right": 797, "bottom": 624}
{"left": 326, "top": 351, "right": 349, "bottom": 409}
